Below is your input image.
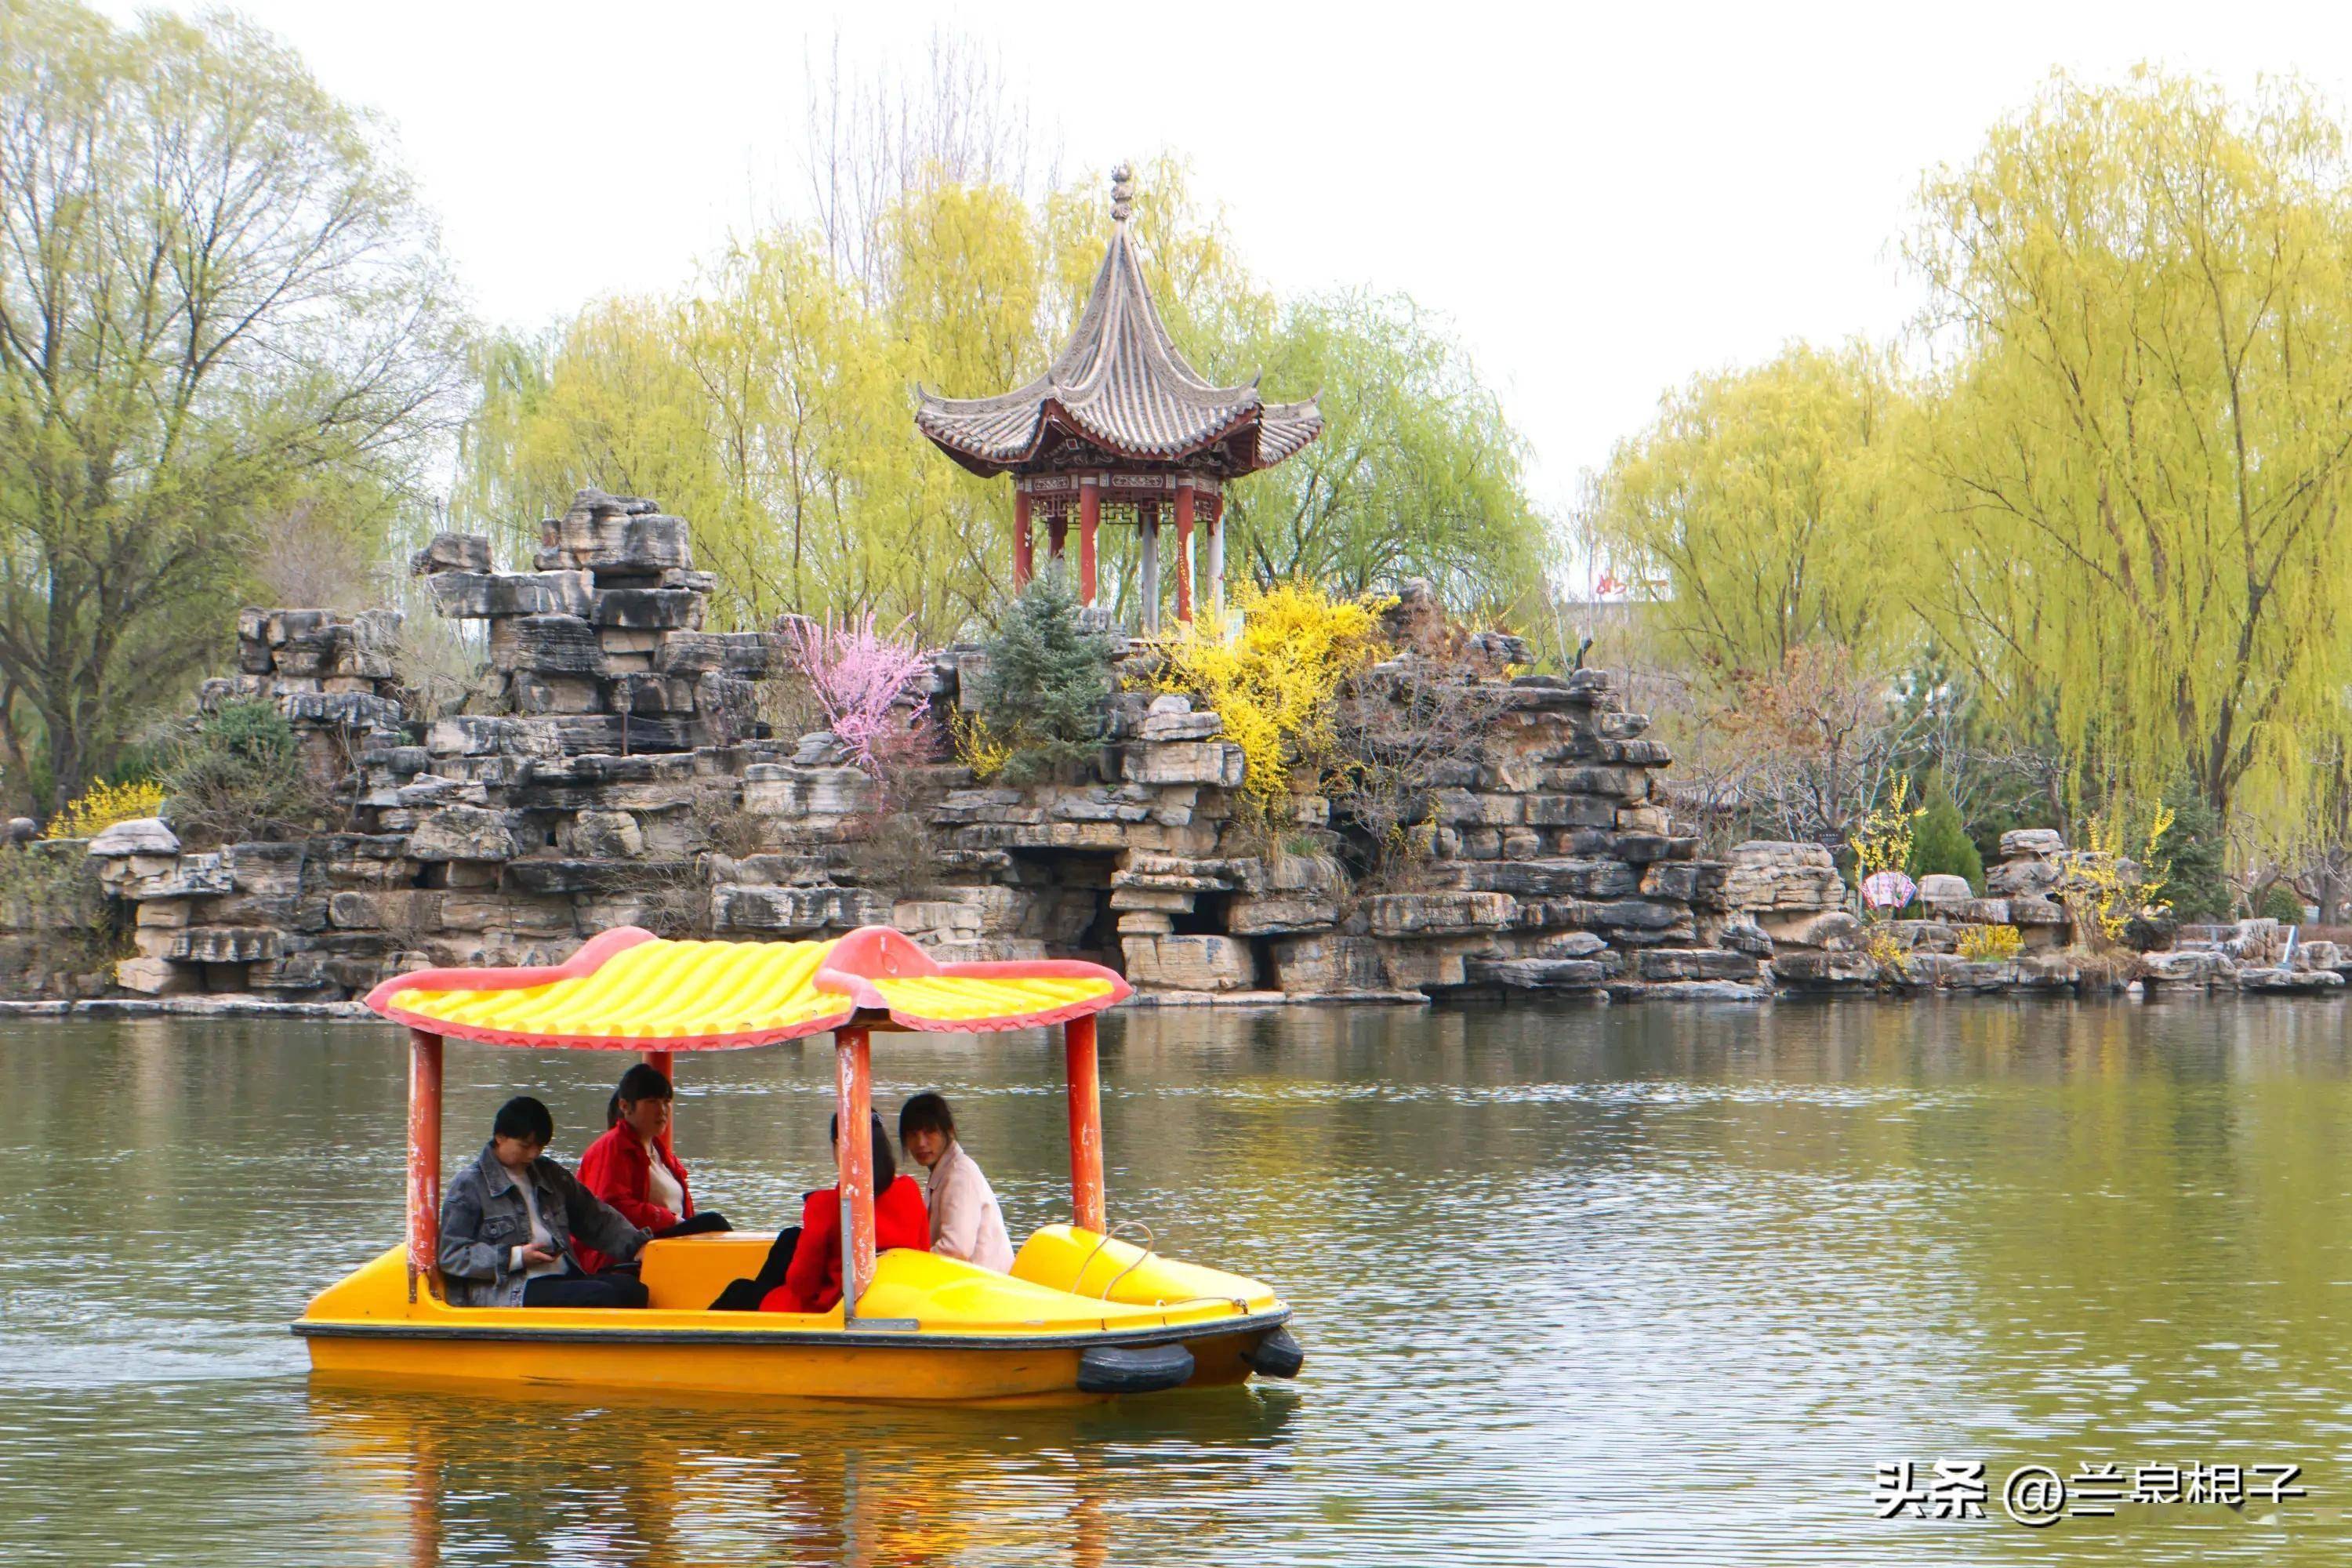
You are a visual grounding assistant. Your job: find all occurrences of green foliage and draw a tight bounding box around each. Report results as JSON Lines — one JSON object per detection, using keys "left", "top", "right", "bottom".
{"left": 1602, "top": 69, "right": 2352, "bottom": 867}
{"left": 2256, "top": 882, "right": 2307, "bottom": 925}
{"left": 973, "top": 569, "right": 1116, "bottom": 784}
{"left": 452, "top": 159, "right": 1545, "bottom": 637}
{"left": 1910, "top": 71, "right": 2352, "bottom": 837}
{"left": 0, "top": 840, "right": 123, "bottom": 996}
{"left": 160, "top": 702, "right": 328, "bottom": 848}
{"left": 0, "top": 1, "right": 459, "bottom": 814}
{"left": 2157, "top": 778, "right": 2230, "bottom": 924}
{"left": 1595, "top": 342, "right": 1917, "bottom": 681}
{"left": 1219, "top": 293, "right": 1548, "bottom": 616}
{"left": 1907, "top": 787, "right": 1984, "bottom": 894}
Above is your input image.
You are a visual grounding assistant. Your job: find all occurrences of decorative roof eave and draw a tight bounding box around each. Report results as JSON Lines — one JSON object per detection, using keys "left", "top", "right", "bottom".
{"left": 916, "top": 393, "right": 1323, "bottom": 481}
{"left": 913, "top": 162, "right": 1323, "bottom": 482}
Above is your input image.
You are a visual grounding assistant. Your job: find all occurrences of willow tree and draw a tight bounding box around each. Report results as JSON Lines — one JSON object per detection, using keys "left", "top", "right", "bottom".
{"left": 1225, "top": 292, "right": 1546, "bottom": 613}
{"left": 1592, "top": 341, "right": 1918, "bottom": 681}
{"left": 0, "top": 1, "right": 459, "bottom": 813}
{"left": 455, "top": 158, "right": 1548, "bottom": 640}
{"left": 1910, "top": 71, "right": 2352, "bottom": 833}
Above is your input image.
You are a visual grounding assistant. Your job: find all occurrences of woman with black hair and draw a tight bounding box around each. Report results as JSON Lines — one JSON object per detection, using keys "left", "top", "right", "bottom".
{"left": 898, "top": 1091, "right": 1014, "bottom": 1272}
{"left": 437, "top": 1095, "right": 651, "bottom": 1308}
{"left": 575, "top": 1063, "right": 731, "bottom": 1272}
{"left": 708, "top": 1112, "right": 927, "bottom": 1312}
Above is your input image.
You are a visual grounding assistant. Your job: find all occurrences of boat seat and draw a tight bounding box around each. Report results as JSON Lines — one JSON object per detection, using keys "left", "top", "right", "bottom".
{"left": 636, "top": 1233, "right": 774, "bottom": 1310}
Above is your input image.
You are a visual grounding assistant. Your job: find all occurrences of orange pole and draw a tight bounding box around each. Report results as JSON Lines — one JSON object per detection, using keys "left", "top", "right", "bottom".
{"left": 407, "top": 1027, "right": 443, "bottom": 1301}
{"left": 1173, "top": 484, "right": 1195, "bottom": 623}
{"left": 834, "top": 1025, "right": 877, "bottom": 1312}
{"left": 1013, "top": 490, "right": 1034, "bottom": 587}
{"left": 1065, "top": 1014, "right": 1105, "bottom": 1233}
{"left": 1079, "top": 476, "right": 1100, "bottom": 604}
{"left": 641, "top": 1048, "right": 674, "bottom": 1157}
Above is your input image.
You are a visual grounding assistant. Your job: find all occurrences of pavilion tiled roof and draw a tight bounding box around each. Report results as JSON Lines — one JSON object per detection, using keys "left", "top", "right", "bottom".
{"left": 916, "top": 168, "right": 1322, "bottom": 479}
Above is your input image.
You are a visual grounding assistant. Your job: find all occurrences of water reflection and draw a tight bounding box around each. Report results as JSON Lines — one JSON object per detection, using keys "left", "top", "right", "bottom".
{"left": 307, "top": 1386, "right": 1299, "bottom": 1568}
{"left": 3, "top": 1003, "right": 2350, "bottom": 1564}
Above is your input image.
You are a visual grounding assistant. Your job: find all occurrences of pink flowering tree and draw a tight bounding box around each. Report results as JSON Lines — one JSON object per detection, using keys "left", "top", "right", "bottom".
{"left": 776, "top": 613, "right": 935, "bottom": 790}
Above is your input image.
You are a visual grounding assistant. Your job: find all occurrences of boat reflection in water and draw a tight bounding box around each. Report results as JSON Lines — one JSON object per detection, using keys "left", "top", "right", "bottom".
{"left": 307, "top": 1384, "right": 1301, "bottom": 1567}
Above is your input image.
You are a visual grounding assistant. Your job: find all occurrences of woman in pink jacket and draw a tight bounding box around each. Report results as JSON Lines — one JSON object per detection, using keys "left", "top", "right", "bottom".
{"left": 898, "top": 1092, "right": 1014, "bottom": 1273}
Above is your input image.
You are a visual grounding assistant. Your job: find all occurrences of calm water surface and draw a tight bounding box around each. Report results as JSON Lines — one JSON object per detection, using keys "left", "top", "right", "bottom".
{"left": 5, "top": 1000, "right": 2352, "bottom": 1565}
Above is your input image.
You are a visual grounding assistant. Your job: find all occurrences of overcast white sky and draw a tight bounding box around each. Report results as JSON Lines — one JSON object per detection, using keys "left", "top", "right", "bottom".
{"left": 93, "top": 1, "right": 2352, "bottom": 534}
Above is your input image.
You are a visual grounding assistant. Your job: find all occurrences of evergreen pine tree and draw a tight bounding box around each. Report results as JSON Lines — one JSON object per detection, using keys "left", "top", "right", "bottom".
{"left": 2158, "top": 776, "right": 2230, "bottom": 923}
{"left": 976, "top": 567, "right": 1116, "bottom": 783}
{"left": 1907, "top": 786, "right": 1985, "bottom": 892}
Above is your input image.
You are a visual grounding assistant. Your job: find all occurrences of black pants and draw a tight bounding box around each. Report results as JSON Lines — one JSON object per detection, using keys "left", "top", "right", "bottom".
{"left": 659, "top": 1210, "right": 732, "bottom": 1240}
{"left": 522, "top": 1266, "right": 650, "bottom": 1309}
{"left": 709, "top": 1224, "right": 802, "bottom": 1311}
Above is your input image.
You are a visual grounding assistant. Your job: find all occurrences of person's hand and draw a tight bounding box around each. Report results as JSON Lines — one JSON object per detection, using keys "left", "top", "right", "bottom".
{"left": 520, "top": 1243, "right": 559, "bottom": 1267}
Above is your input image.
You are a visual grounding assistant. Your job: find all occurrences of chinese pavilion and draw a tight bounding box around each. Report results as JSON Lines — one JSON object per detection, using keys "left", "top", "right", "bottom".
{"left": 915, "top": 165, "right": 1323, "bottom": 630}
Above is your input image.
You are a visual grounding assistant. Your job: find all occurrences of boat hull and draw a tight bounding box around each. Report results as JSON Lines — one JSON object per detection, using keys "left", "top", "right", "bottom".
{"left": 301, "top": 1321, "right": 1273, "bottom": 1404}
{"left": 296, "top": 1232, "right": 1292, "bottom": 1404}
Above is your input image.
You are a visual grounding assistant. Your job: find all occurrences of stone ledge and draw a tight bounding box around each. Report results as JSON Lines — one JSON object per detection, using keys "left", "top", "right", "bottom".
{"left": 1125, "top": 989, "right": 1429, "bottom": 1007}
{"left": 0, "top": 998, "right": 376, "bottom": 1018}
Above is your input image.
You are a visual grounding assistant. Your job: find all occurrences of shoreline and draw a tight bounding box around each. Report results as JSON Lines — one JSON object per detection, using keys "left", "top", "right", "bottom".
{"left": 2, "top": 982, "right": 2342, "bottom": 1023}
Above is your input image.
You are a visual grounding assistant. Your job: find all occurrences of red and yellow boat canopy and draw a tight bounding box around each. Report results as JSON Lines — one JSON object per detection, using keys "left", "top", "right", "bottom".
{"left": 363, "top": 925, "right": 1131, "bottom": 1050}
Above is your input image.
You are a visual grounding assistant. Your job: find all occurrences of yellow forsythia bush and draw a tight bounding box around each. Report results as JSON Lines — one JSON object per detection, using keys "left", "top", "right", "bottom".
{"left": 44, "top": 778, "right": 167, "bottom": 839}
{"left": 1955, "top": 924, "right": 2024, "bottom": 961}
{"left": 1156, "top": 579, "right": 1393, "bottom": 818}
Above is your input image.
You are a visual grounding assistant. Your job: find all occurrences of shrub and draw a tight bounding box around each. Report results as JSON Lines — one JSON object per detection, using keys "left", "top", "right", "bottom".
{"left": 1156, "top": 579, "right": 1392, "bottom": 821}
{"left": 776, "top": 613, "right": 934, "bottom": 789}
{"left": 2158, "top": 779, "right": 2230, "bottom": 922}
{"left": 1956, "top": 923, "right": 2023, "bottom": 961}
{"left": 0, "top": 841, "right": 125, "bottom": 996}
{"left": 1863, "top": 925, "right": 1909, "bottom": 978}
{"left": 2058, "top": 807, "right": 2173, "bottom": 950}
{"left": 946, "top": 708, "right": 1011, "bottom": 782}
{"left": 44, "top": 778, "right": 167, "bottom": 839}
{"left": 975, "top": 567, "right": 1118, "bottom": 784}
{"left": 160, "top": 701, "right": 329, "bottom": 847}
{"left": 2256, "top": 882, "right": 2308, "bottom": 924}
{"left": 1334, "top": 666, "right": 1507, "bottom": 891}
{"left": 1907, "top": 786, "right": 1984, "bottom": 893}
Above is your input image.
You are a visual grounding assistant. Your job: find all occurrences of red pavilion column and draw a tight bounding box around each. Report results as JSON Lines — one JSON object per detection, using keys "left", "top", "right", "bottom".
{"left": 1048, "top": 507, "right": 1068, "bottom": 568}
{"left": 1079, "top": 474, "right": 1101, "bottom": 605}
{"left": 1174, "top": 481, "right": 1196, "bottom": 623}
{"left": 1013, "top": 489, "right": 1034, "bottom": 588}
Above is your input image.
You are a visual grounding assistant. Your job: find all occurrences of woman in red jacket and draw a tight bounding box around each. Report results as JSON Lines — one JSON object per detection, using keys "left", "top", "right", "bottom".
{"left": 708, "top": 1112, "right": 927, "bottom": 1312}
{"left": 575, "top": 1064, "right": 731, "bottom": 1272}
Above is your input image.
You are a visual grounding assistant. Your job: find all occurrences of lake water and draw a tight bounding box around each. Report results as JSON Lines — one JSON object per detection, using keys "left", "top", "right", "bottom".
{"left": 4, "top": 1000, "right": 2351, "bottom": 1565}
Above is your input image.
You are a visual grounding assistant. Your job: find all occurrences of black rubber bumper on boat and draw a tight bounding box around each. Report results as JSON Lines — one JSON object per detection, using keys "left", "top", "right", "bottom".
{"left": 1242, "top": 1325, "right": 1305, "bottom": 1378}
{"left": 1077, "top": 1341, "right": 1195, "bottom": 1394}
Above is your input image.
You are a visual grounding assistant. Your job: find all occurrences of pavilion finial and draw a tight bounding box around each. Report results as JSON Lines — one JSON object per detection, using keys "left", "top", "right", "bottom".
{"left": 1111, "top": 162, "right": 1134, "bottom": 223}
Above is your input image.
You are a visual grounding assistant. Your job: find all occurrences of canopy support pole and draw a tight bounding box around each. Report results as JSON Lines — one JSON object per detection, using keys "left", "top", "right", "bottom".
{"left": 1065, "top": 1014, "right": 1105, "bottom": 1233}
{"left": 834, "top": 1025, "right": 877, "bottom": 1319}
{"left": 407, "top": 1028, "right": 443, "bottom": 1303}
{"left": 641, "top": 1048, "right": 674, "bottom": 1156}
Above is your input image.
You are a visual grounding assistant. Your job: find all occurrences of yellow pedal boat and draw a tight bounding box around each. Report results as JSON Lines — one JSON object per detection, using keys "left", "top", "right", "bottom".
{"left": 296, "top": 925, "right": 1302, "bottom": 1403}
